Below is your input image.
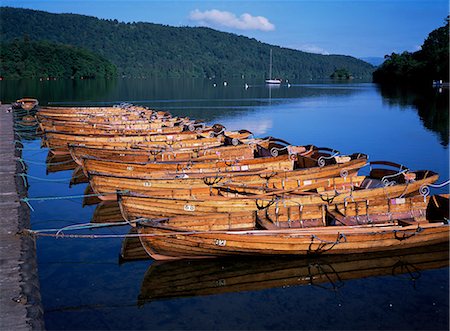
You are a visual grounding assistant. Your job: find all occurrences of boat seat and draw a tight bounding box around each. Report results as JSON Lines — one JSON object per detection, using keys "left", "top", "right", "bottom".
{"left": 397, "top": 218, "right": 425, "bottom": 226}
{"left": 359, "top": 178, "right": 384, "bottom": 189}
{"left": 256, "top": 216, "right": 279, "bottom": 230}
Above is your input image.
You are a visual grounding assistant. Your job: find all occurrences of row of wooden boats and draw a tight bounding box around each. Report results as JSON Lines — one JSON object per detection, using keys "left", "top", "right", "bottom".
{"left": 35, "top": 103, "right": 449, "bottom": 260}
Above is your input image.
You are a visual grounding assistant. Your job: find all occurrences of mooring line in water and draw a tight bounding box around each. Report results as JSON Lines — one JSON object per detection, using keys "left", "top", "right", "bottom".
{"left": 21, "top": 230, "right": 193, "bottom": 239}
{"left": 16, "top": 156, "right": 76, "bottom": 167}
{"left": 21, "top": 225, "right": 306, "bottom": 239}
{"left": 27, "top": 220, "right": 140, "bottom": 235}
{"left": 20, "top": 190, "right": 129, "bottom": 211}
{"left": 16, "top": 173, "right": 74, "bottom": 188}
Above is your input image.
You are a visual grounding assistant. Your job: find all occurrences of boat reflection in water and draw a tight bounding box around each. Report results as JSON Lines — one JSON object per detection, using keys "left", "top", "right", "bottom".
{"left": 137, "top": 243, "right": 449, "bottom": 303}
{"left": 91, "top": 201, "right": 125, "bottom": 224}
{"left": 45, "top": 152, "right": 78, "bottom": 174}
{"left": 119, "top": 227, "right": 152, "bottom": 263}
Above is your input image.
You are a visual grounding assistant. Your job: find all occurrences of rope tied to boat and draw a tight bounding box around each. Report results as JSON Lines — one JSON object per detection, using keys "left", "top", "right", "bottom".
{"left": 393, "top": 225, "right": 423, "bottom": 241}
{"left": 319, "top": 190, "right": 340, "bottom": 204}
{"left": 309, "top": 232, "right": 347, "bottom": 254}
{"left": 16, "top": 173, "right": 84, "bottom": 188}
{"left": 203, "top": 175, "right": 224, "bottom": 186}
{"left": 16, "top": 156, "right": 75, "bottom": 167}
{"left": 256, "top": 196, "right": 277, "bottom": 210}
{"left": 21, "top": 190, "right": 129, "bottom": 211}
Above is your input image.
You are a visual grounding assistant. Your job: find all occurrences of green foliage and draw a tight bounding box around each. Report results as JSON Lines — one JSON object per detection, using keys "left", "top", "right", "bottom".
{"left": 0, "top": 39, "right": 117, "bottom": 79}
{"left": 373, "top": 17, "right": 449, "bottom": 85}
{"left": 330, "top": 68, "right": 353, "bottom": 79}
{"left": 0, "top": 7, "right": 374, "bottom": 80}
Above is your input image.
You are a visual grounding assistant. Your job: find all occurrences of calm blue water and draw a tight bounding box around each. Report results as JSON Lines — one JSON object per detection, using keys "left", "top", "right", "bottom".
{"left": 3, "top": 78, "right": 449, "bottom": 330}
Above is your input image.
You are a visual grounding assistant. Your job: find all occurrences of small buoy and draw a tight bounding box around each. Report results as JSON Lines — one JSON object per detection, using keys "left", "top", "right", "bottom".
{"left": 213, "top": 83, "right": 217, "bottom": 87}
{"left": 223, "top": 81, "right": 227, "bottom": 86}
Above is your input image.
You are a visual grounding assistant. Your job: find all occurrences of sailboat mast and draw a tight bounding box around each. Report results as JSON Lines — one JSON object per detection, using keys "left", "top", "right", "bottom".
{"left": 269, "top": 49, "right": 273, "bottom": 79}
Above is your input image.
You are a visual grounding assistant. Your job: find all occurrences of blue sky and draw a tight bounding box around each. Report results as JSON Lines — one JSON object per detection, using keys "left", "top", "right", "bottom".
{"left": 2, "top": 0, "right": 448, "bottom": 58}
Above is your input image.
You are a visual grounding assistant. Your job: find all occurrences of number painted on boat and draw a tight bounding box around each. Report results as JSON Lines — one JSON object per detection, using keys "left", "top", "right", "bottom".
{"left": 127, "top": 166, "right": 134, "bottom": 171}
{"left": 390, "top": 198, "right": 406, "bottom": 205}
{"left": 143, "top": 181, "right": 151, "bottom": 187}
{"left": 214, "top": 239, "right": 227, "bottom": 247}
{"left": 183, "top": 204, "right": 195, "bottom": 212}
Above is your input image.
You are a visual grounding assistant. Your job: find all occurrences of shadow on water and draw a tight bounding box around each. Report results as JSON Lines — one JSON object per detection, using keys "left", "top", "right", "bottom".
{"left": 376, "top": 84, "right": 449, "bottom": 147}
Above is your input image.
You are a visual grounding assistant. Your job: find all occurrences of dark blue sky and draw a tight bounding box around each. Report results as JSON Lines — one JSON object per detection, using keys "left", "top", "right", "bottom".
{"left": 3, "top": 0, "right": 448, "bottom": 58}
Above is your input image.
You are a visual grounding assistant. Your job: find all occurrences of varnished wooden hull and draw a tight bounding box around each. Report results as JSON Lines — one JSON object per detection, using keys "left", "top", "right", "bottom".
{"left": 137, "top": 221, "right": 449, "bottom": 260}
{"left": 17, "top": 98, "right": 38, "bottom": 111}
{"left": 40, "top": 123, "right": 188, "bottom": 136}
{"left": 137, "top": 243, "right": 449, "bottom": 302}
{"left": 83, "top": 153, "right": 295, "bottom": 179}
{"left": 89, "top": 172, "right": 366, "bottom": 202}
{"left": 44, "top": 130, "right": 251, "bottom": 155}
{"left": 69, "top": 143, "right": 256, "bottom": 165}
{"left": 81, "top": 146, "right": 361, "bottom": 181}
{"left": 117, "top": 171, "right": 438, "bottom": 218}
{"left": 45, "top": 134, "right": 224, "bottom": 155}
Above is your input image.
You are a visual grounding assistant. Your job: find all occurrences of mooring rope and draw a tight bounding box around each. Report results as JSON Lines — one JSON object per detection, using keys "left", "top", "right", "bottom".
{"left": 30, "top": 220, "right": 141, "bottom": 235}
{"left": 16, "top": 157, "right": 75, "bottom": 167}
{"left": 21, "top": 190, "right": 128, "bottom": 211}
{"left": 16, "top": 173, "right": 85, "bottom": 188}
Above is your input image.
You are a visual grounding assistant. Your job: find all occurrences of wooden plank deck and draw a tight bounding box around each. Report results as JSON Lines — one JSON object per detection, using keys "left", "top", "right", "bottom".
{"left": 0, "top": 104, "right": 45, "bottom": 330}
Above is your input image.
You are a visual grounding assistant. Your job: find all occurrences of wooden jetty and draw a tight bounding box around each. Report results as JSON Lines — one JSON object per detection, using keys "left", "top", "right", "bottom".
{"left": 0, "top": 104, "right": 44, "bottom": 330}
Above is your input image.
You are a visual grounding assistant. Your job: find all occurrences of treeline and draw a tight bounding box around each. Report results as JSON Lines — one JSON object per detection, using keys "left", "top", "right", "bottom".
{"left": 0, "top": 40, "right": 117, "bottom": 79}
{"left": 373, "top": 17, "right": 449, "bottom": 85}
{"left": 0, "top": 7, "right": 374, "bottom": 80}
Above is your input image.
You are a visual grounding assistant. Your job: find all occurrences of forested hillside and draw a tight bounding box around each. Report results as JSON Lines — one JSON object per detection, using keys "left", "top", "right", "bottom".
{"left": 0, "top": 40, "right": 117, "bottom": 79}
{"left": 0, "top": 7, "right": 374, "bottom": 79}
{"left": 373, "top": 17, "right": 449, "bottom": 85}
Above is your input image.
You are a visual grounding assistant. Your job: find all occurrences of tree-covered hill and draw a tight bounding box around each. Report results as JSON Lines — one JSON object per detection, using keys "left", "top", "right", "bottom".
{"left": 0, "top": 40, "right": 117, "bottom": 79}
{"left": 0, "top": 7, "right": 374, "bottom": 80}
{"left": 373, "top": 17, "right": 449, "bottom": 85}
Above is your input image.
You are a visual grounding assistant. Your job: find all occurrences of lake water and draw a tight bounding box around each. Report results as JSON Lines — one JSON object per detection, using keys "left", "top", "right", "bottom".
{"left": 2, "top": 78, "right": 449, "bottom": 330}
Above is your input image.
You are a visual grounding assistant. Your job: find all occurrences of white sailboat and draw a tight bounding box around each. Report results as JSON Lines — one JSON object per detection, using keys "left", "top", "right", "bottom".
{"left": 265, "top": 49, "right": 282, "bottom": 85}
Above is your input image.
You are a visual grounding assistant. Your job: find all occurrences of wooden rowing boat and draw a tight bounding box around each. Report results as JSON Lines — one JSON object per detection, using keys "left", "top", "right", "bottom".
{"left": 45, "top": 132, "right": 224, "bottom": 155}
{"left": 90, "top": 172, "right": 365, "bottom": 202}
{"left": 36, "top": 105, "right": 155, "bottom": 119}
{"left": 80, "top": 144, "right": 356, "bottom": 178}
{"left": 44, "top": 128, "right": 252, "bottom": 155}
{"left": 69, "top": 142, "right": 256, "bottom": 165}
{"left": 117, "top": 166, "right": 438, "bottom": 218}
{"left": 136, "top": 208, "right": 449, "bottom": 260}
{"left": 37, "top": 113, "right": 197, "bottom": 132}
{"left": 83, "top": 153, "right": 295, "bottom": 180}
{"left": 137, "top": 243, "right": 449, "bottom": 301}
{"left": 94, "top": 152, "right": 368, "bottom": 199}
{"left": 39, "top": 120, "right": 189, "bottom": 136}
{"left": 16, "top": 98, "right": 39, "bottom": 111}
